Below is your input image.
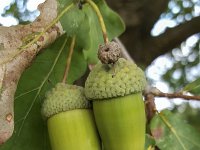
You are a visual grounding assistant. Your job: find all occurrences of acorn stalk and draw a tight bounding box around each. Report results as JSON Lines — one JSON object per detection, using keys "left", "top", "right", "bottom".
{"left": 85, "top": 57, "right": 147, "bottom": 150}
{"left": 42, "top": 83, "right": 101, "bottom": 150}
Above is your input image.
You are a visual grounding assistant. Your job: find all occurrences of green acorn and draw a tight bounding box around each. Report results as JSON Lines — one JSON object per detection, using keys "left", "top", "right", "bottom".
{"left": 42, "top": 83, "right": 101, "bottom": 150}
{"left": 85, "top": 58, "right": 147, "bottom": 150}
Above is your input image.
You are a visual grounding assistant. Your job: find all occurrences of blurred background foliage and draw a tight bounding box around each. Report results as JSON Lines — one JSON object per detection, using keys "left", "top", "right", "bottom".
{"left": 172, "top": 103, "right": 200, "bottom": 132}
{"left": 0, "top": 0, "right": 200, "bottom": 130}
{"left": 159, "top": 0, "right": 200, "bottom": 91}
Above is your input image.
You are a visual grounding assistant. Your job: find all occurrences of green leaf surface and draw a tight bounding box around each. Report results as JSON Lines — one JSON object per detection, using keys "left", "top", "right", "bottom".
{"left": 58, "top": 0, "right": 125, "bottom": 64}
{"left": 57, "top": 0, "right": 73, "bottom": 12}
{"left": 145, "top": 134, "right": 156, "bottom": 150}
{"left": 82, "top": 0, "right": 125, "bottom": 64}
{"left": 60, "top": 6, "right": 86, "bottom": 35}
{"left": 183, "top": 78, "right": 200, "bottom": 95}
{"left": 75, "top": 14, "right": 91, "bottom": 50}
{"left": 0, "top": 34, "right": 87, "bottom": 150}
{"left": 150, "top": 110, "right": 200, "bottom": 150}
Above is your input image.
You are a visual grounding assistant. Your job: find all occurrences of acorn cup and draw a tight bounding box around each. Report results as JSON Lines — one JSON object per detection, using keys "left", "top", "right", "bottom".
{"left": 41, "top": 83, "right": 101, "bottom": 150}
{"left": 85, "top": 58, "right": 147, "bottom": 150}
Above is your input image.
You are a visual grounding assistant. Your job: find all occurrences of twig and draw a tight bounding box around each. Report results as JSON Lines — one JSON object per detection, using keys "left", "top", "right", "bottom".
{"left": 62, "top": 36, "right": 76, "bottom": 83}
{"left": 145, "top": 86, "right": 200, "bottom": 101}
{"left": 145, "top": 93, "right": 157, "bottom": 123}
{"left": 154, "top": 92, "right": 200, "bottom": 101}
{"left": 144, "top": 92, "right": 160, "bottom": 150}
{"left": 86, "top": 0, "right": 109, "bottom": 44}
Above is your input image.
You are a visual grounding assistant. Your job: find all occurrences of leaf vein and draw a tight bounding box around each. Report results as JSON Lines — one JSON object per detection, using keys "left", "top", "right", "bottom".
{"left": 159, "top": 112, "right": 187, "bottom": 150}
{"left": 14, "top": 37, "right": 68, "bottom": 141}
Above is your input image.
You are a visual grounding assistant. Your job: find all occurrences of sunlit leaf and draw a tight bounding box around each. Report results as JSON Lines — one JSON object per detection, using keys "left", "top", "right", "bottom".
{"left": 150, "top": 110, "right": 200, "bottom": 150}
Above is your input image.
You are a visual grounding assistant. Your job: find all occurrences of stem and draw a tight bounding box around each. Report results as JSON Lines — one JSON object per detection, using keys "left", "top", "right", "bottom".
{"left": 145, "top": 93, "right": 157, "bottom": 123}
{"left": 155, "top": 92, "right": 200, "bottom": 101}
{"left": 146, "top": 86, "right": 200, "bottom": 101}
{"left": 62, "top": 36, "right": 76, "bottom": 83}
{"left": 86, "top": 0, "right": 109, "bottom": 43}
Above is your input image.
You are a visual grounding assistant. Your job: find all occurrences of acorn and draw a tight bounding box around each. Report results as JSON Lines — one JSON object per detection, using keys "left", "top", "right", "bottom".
{"left": 85, "top": 58, "right": 147, "bottom": 150}
{"left": 42, "top": 83, "right": 101, "bottom": 150}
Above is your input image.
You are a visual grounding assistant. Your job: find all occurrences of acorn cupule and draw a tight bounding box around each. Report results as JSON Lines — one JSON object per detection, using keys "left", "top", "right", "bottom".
{"left": 42, "top": 83, "right": 101, "bottom": 150}
{"left": 85, "top": 58, "right": 146, "bottom": 150}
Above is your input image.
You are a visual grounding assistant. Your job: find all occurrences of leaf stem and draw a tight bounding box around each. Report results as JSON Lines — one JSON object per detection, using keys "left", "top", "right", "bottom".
{"left": 86, "top": 0, "right": 109, "bottom": 44}
{"left": 62, "top": 36, "right": 76, "bottom": 83}
{"left": 17, "top": 37, "right": 69, "bottom": 137}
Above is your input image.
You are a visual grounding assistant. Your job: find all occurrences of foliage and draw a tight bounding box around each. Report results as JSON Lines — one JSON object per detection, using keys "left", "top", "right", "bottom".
{"left": 150, "top": 110, "right": 200, "bottom": 150}
{"left": 1, "top": 0, "right": 37, "bottom": 24}
{"left": 0, "top": 0, "right": 124, "bottom": 149}
{"left": 0, "top": 0, "right": 200, "bottom": 150}
{"left": 158, "top": 0, "right": 200, "bottom": 91}
{"left": 182, "top": 77, "right": 200, "bottom": 95}
{"left": 172, "top": 103, "right": 200, "bottom": 132}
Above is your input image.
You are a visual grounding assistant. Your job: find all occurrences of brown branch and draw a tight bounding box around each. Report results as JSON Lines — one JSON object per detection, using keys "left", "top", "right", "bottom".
{"left": 144, "top": 16, "right": 200, "bottom": 64}
{"left": 144, "top": 92, "right": 160, "bottom": 150}
{"left": 153, "top": 92, "right": 200, "bottom": 101}
{"left": 146, "top": 87, "right": 200, "bottom": 101}
{"left": 145, "top": 93, "right": 157, "bottom": 123}
{"left": 141, "top": 0, "right": 169, "bottom": 36}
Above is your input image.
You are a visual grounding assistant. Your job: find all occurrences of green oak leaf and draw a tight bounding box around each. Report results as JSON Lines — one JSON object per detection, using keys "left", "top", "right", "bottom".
{"left": 150, "top": 110, "right": 200, "bottom": 150}
{"left": 82, "top": 0, "right": 125, "bottom": 64}
{"left": 0, "top": 34, "right": 87, "bottom": 150}
{"left": 58, "top": 0, "right": 125, "bottom": 64}
{"left": 71, "top": 8, "right": 91, "bottom": 50}
{"left": 57, "top": 0, "right": 73, "bottom": 13}
{"left": 60, "top": 6, "right": 86, "bottom": 35}
{"left": 145, "top": 134, "right": 156, "bottom": 150}
{"left": 182, "top": 78, "right": 200, "bottom": 95}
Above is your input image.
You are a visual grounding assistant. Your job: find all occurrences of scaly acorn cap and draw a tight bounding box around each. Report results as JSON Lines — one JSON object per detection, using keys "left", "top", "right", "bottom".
{"left": 42, "top": 83, "right": 91, "bottom": 119}
{"left": 85, "top": 58, "right": 146, "bottom": 100}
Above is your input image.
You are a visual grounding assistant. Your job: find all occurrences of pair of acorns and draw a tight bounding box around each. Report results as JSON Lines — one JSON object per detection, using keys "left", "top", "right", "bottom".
{"left": 42, "top": 42, "right": 147, "bottom": 150}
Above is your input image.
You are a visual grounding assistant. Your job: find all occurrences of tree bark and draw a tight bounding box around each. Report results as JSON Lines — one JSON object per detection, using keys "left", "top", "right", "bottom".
{"left": 0, "top": 0, "right": 62, "bottom": 144}
{"left": 107, "top": 0, "right": 200, "bottom": 67}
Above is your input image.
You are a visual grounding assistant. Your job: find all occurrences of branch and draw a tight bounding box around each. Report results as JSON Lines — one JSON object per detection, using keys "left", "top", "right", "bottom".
{"left": 106, "top": 0, "right": 144, "bottom": 27}
{"left": 145, "top": 86, "right": 200, "bottom": 101}
{"left": 145, "top": 93, "right": 157, "bottom": 123}
{"left": 145, "top": 16, "right": 200, "bottom": 62}
{"left": 141, "top": 0, "right": 169, "bottom": 36}
{"left": 0, "top": 0, "right": 63, "bottom": 144}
